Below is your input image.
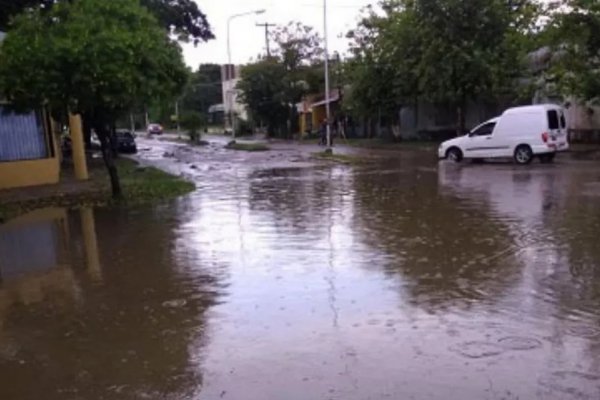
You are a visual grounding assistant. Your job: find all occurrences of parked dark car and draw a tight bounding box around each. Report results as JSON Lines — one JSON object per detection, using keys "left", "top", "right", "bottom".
{"left": 147, "top": 123, "right": 163, "bottom": 135}
{"left": 114, "top": 130, "right": 137, "bottom": 154}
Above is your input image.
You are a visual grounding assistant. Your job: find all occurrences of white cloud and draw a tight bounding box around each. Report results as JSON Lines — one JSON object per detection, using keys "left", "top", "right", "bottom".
{"left": 183, "top": 0, "right": 371, "bottom": 69}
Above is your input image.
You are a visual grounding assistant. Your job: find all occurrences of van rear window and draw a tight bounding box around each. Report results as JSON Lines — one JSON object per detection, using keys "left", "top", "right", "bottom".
{"left": 560, "top": 113, "right": 566, "bottom": 129}
{"left": 547, "top": 110, "right": 559, "bottom": 130}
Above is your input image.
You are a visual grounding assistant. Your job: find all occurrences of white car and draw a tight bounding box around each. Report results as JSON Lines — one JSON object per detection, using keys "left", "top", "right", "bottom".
{"left": 438, "top": 104, "right": 569, "bottom": 164}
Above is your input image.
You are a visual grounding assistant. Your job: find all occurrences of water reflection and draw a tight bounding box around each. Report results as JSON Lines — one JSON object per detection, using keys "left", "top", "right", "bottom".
{"left": 0, "top": 206, "right": 223, "bottom": 400}
{"left": 1, "top": 152, "right": 600, "bottom": 399}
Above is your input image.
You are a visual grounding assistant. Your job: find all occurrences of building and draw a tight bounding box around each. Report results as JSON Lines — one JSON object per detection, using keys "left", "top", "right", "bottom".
{"left": 221, "top": 64, "right": 247, "bottom": 131}
{"left": 0, "top": 105, "right": 62, "bottom": 189}
{"left": 208, "top": 103, "right": 225, "bottom": 125}
{"left": 0, "top": 31, "right": 87, "bottom": 190}
{"left": 298, "top": 89, "right": 342, "bottom": 136}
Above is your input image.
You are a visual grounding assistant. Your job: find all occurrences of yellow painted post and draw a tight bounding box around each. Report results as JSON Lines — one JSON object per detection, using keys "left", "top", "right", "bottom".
{"left": 68, "top": 113, "right": 89, "bottom": 180}
{"left": 80, "top": 208, "right": 102, "bottom": 281}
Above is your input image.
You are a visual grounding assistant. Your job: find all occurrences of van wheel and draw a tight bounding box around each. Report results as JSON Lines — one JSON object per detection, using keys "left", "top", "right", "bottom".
{"left": 539, "top": 153, "right": 555, "bottom": 164}
{"left": 446, "top": 147, "right": 463, "bottom": 163}
{"left": 514, "top": 145, "right": 533, "bottom": 165}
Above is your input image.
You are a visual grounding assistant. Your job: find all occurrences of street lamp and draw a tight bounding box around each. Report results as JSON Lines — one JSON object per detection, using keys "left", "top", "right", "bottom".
{"left": 323, "top": 0, "right": 332, "bottom": 152}
{"left": 226, "top": 9, "right": 266, "bottom": 140}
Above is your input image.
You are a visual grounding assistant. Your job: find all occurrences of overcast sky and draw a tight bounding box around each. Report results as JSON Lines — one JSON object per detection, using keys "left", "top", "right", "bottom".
{"left": 183, "top": 0, "right": 372, "bottom": 69}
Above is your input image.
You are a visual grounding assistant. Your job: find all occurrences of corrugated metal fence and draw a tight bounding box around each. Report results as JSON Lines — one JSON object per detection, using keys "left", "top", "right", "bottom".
{"left": 0, "top": 106, "right": 48, "bottom": 162}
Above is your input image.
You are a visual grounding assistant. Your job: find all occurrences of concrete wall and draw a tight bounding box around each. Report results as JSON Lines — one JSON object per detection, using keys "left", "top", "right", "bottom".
{"left": 221, "top": 65, "right": 247, "bottom": 122}
{"left": 398, "top": 100, "right": 502, "bottom": 140}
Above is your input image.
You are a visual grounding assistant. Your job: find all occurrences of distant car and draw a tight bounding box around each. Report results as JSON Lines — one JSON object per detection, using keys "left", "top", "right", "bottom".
{"left": 147, "top": 124, "right": 163, "bottom": 135}
{"left": 114, "top": 130, "right": 137, "bottom": 154}
{"left": 438, "top": 104, "right": 569, "bottom": 165}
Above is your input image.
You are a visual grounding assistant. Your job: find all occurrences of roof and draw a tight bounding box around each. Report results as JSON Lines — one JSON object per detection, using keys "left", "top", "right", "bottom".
{"left": 208, "top": 103, "right": 225, "bottom": 113}
{"left": 504, "top": 104, "right": 562, "bottom": 115}
{"left": 310, "top": 90, "right": 341, "bottom": 108}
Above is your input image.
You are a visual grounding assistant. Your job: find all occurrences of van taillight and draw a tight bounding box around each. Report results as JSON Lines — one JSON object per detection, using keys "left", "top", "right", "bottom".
{"left": 542, "top": 132, "right": 549, "bottom": 143}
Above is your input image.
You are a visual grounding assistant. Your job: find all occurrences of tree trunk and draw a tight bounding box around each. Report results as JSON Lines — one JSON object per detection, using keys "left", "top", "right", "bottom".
{"left": 82, "top": 113, "right": 92, "bottom": 148}
{"left": 94, "top": 118, "right": 122, "bottom": 199}
{"left": 109, "top": 123, "right": 119, "bottom": 158}
{"left": 456, "top": 102, "right": 466, "bottom": 136}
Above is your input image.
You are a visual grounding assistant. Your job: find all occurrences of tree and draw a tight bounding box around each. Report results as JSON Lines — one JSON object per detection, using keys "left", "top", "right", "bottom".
{"left": 346, "top": 0, "right": 539, "bottom": 135}
{"left": 412, "top": 0, "right": 529, "bottom": 134}
{"left": 0, "top": 0, "right": 188, "bottom": 197}
{"left": 180, "top": 110, "right": 206, "bottom": 142}
{"left": 345, "top": 3, "right": 420, "bottom": 135}
{"left": 0, "top": 0, "right": 214, "bottom": 43}
{"left": 548, "top": 0, "right": 600, "bottom": 102}
{"left": 140, "top": 0, "right": 213, "bottom": 43}
{"left": 271, "top": 22, "right": 324, "bottom": 136}
{"left": 237, "top": 60, "right": 289, "bottom": 136}
{"left": 180, "top": 63, "right": 223, "bottom": 116}
{"left": 0, "top": 0, "right": 53, "bottom": 31}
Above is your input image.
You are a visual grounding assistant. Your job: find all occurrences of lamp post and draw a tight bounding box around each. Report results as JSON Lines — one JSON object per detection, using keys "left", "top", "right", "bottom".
{"left": 323, "top": 0, "right": 332, "bottom": 152}
{"left": 227, "top": 9, "right": 266, "bottom": 140}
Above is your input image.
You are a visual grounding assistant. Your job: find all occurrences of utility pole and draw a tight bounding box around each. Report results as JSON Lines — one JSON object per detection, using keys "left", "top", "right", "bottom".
{"left": 323, "top": 0, "right": 332, "bottom": 152}
{"left": 256, "top": 22, "right": 276, "bottom": 57}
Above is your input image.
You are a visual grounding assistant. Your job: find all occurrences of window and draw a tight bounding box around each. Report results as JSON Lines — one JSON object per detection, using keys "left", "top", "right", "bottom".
{"left": 560, "top": 112, "right": 566, "bottom": 129}
{"left": 0, "top": 106, "right": 49, "bottom": 162}
{"left": 471, "top": 122, "right": 496, "bottom": 136}
{"left": 547, "top": 110, "right": 559, "bottom": 130}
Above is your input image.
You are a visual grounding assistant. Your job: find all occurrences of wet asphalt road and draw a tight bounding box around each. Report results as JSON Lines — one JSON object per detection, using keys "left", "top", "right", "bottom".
{"left": 1, "top": 136, "right": 600, "bottom": 399}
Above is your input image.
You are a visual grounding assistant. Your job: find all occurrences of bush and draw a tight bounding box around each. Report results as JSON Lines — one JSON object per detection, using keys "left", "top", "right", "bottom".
{"left": 180, "top": 111, "right": 206, "bottom": 142}
{"left": 235, "top": 117, "right": 254, "bottom": 136}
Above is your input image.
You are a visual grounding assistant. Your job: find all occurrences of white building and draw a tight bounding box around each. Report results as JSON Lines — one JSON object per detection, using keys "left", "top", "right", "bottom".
{"left": 221, "top": 64, "right": 247, "bottom": 132}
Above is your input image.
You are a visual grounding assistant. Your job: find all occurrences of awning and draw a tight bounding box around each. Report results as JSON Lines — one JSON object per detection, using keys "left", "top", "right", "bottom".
{"left": 311, "top": 92, "right": 340, "bottom": 108}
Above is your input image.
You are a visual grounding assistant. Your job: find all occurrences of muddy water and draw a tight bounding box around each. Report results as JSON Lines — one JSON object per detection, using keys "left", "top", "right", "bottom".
{"left": 1, "top": 148, "right": 600, "bottom": 399}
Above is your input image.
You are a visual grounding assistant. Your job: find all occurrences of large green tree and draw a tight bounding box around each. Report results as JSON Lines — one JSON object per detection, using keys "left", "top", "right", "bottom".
{"left": 0, "top": 0, "right": 188, "bottom": 197}
{"left": 548, "top": 0, "right": 600, "bottom": 102}
{"left": 346, "top": 0, "right": 539, "bottom": 135}
{"left": 271, "top": 22, "right": 324, "bottom": 136}
{"left": 237, "top": 60, "right": 289, "bottom": 136}
{"left": 0, "top": 0, "right": 213, "bottom": 43}
{"left": 180, "top": 63, "right": 223, "bottom": 116}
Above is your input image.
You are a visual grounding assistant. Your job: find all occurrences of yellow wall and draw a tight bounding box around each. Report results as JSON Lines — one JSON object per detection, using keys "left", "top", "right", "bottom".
{"left": 312, "top": 105, "right": 327, "bottom": 131}
{"left": 0, "top": 111, "right": 63, "bottom": 190}
{"left": 0, "top": 156, "right": 60, "bottom": 189}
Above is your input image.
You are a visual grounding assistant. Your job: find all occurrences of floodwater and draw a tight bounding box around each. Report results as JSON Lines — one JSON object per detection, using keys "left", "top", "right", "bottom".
{"left": 1, "top": 142, "right": 600, "bottom": 400}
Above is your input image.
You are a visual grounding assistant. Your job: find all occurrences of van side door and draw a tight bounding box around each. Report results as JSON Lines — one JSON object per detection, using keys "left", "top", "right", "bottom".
{"left": 464, "top": 122, "right": 500, "bottom": 158}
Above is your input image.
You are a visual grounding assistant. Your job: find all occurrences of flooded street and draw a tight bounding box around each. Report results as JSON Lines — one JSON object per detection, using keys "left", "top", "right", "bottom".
{"left": 1, "top": 139, "right": 600, "bottom": 399}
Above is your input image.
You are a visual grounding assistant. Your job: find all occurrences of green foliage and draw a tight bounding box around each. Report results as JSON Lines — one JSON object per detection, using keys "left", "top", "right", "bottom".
{"left": 179, "top": 110, "right": 205, "bottom": 141}
{"left": 345, "top": 0, "right": 539, "bottom": 132}
{"left": 0, "top": 0, "right": 213, "bottom": 43}
{"left": 140, "top": 0, "right": 213, "bottom": 43}
{"left": 238, "top": 22, "right": 324, "bottom": 138}
{"left": 548, "top": 0, "right": 600, "bottom": 102}
{"left": 271, "top": 22, "right": 323, "bottom": 71}
{"left": 115, "top": 158, "right": 195, "bottom": 201}
{"left": 0, "top": 0, "right": 188, "bottom": 118}
{"left": 180, "top": 63, "right": 223, "bottom": 115}
{"left": 237, "top": 59, "right": 289, "bottom": 136}
{"left": 0, "top": 159, "right": 194, "bottom": 223}
{"left": 0, "top": 0, "right": 189, "bottom": 197}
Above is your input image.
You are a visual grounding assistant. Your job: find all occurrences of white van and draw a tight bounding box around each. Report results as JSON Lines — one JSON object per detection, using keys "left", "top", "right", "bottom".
{"left": 438, "top": 104, "right": 569, "bottom": 164}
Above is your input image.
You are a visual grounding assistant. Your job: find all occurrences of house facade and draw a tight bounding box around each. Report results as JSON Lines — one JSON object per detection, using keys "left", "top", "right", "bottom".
{"left": 0, "top": 31, "right": 87, "bottom": 190}
{"left": 0, "top": 104, "right": 61, "bottom": 189}
{"left": 221, "top": 64, "right": 248, "bottom": 131}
